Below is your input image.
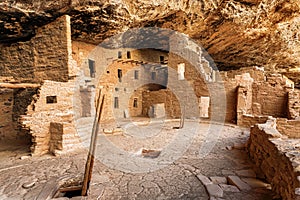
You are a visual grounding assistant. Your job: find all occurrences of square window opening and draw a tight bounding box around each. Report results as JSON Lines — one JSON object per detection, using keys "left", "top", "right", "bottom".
{"left": 151, "top": 72, "right": 156, "bottom": 80}
{"left": 114, "top": 97, "right": 119, "bottom": 109}
{"left": 133, "top": 98, "right": 138, "bottom": 108}
{"left": 134, "top": 70, "right": 139, "bottom": 80}
{"left": 118, "top": 51, "right": 122, "bottom": 59}
{"left": 160, "top": 56, "right": 165, "bottom": 64}
{"left": 88, "top": 59, "right": 96, "bottom": 78}
{"left": 46, "top": 96, "right": 57, "bottom": 104}
{"left": 127, "top": 51, "right": 131, "bottom": 59}
{"left": 118, "top": 69, "right": 122, "bottom": 82}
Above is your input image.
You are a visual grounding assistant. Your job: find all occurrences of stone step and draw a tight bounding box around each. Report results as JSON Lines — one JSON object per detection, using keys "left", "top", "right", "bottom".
{"left": 218, "top": 184, "right": 240, "bottom": 192}
{"left": 227, "top": 176, "right": 251, "bottom": 191}
{"left": 206, "top": 184, "right": 223, "bottom": 198}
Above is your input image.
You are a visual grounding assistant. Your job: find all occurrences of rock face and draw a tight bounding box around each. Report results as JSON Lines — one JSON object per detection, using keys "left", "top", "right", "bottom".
{"left": 0, "top": 0, "right": 299, "bottom": 77}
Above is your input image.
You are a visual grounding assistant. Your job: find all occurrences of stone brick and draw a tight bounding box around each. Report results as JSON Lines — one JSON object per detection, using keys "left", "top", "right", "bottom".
{"left": 218, "top": 184, "right": 240, "bottom": 192}
{"left": 206, "top": 184, "right": 223, "bottom": 198}
{"left": 209, "top": 176, "right": 227, "bottom": 184}
{"left": 227, "top": 176, "right": 251, "bottom": 191}
{"left": 196, "top": 174, "right": 213, "bottom": 186}
{"left": 247, "top": 120, "right": 300, "bottom": 199}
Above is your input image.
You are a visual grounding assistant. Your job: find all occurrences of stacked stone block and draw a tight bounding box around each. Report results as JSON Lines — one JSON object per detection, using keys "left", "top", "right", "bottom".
{"left": 247, "top": 118, "right": 300, "bottom": 200}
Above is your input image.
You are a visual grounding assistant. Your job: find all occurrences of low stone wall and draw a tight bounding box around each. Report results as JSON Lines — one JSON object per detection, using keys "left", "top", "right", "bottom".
{"left": 21, "top": 80, "right": 81, "bottom": 156}
{"left": 277, "top": 118, "right": 300, "bottom": 138}
{"left": 0, "top": 89, "right": 16, "bottom": 141}
{"left": 288, "top": 90, "right": 300, "bottom": 119}
{"left": 237, "top": 114, "right": 268, "bottom": 127}
{"left": 247, "top": 118, "right": 300, "bottom": 200}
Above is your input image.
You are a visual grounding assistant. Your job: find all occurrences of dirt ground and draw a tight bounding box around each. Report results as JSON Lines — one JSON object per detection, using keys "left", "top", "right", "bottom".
{"left": 0, "top": 120, "right": 274, "bottom": 200}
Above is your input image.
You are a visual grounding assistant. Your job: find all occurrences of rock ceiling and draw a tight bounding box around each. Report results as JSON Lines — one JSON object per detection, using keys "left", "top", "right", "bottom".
{"left": 0, "top": 0, "right": 299, "bottom": 74}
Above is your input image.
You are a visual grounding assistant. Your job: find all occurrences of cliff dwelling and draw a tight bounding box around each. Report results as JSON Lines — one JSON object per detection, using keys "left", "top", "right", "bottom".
{"left": 0, "top": 0, "right": 300, "bottom": 200}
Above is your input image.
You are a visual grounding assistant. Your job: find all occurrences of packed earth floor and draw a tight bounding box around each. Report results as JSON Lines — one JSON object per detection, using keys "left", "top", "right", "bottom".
{"left": 0, "top": 119, "right": 274, "bottom": 200}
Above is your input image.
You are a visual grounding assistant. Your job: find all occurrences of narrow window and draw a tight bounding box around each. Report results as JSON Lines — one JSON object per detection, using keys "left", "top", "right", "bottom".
{"left": 177, "top": 63, "right": 185, "bottom": 80}
{"left": 160, "top": 56, "right": 164, "bottom": 64}
{"left": 88, "top": 59, "right": 96, "bottom": 78}
{"left": 133, "top": 98, "right": 138, "bottom": 108}
{"left": 134, "top": 70, "right": 139, "bottom": 80}
{"left": 46, "top": 96, "right": 57, "bottom": 104}
{"left": 127, "top": 51, "right": 131, "bottom": 59}
{"left": 118, "top": 69, "right": 122, "bottom": 82}
{"left": 114, "top": 97, "right": 119, "bottom": 109}
{"left": 151, "top": 72, "right": 156, "bottom": 80}
{"left": 115, "top": 88, "right": 119, "bottom": 92}
{"left": 118, "top": 51, "right": 122, "bottom": 59}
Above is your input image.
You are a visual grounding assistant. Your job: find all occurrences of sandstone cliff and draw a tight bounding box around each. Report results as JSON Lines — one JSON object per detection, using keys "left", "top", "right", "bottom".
{"left": 0, "top": 0, "right": 299, "bottom": 81}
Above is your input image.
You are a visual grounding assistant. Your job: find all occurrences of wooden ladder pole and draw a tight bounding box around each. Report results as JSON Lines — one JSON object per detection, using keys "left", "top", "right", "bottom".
{"left": 81, "top": 91, "right": 105, "bottom": 196}
{"left": 179, "top": 105, "right": 185, "bottom": 129}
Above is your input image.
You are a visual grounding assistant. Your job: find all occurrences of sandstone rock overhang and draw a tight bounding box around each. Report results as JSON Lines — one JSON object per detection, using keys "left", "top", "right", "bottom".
{"left": 0, "top": 0, "right": 299, "bottom": 78}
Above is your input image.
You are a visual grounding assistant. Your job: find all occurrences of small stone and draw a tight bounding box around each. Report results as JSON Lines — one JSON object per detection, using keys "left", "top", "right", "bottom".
{"left": 70, "top": 196, "right": 86, "bottom": 200}
{"left": 206, "top": 184, "right": 223, "bottom": 197}
{"left": 241, "top": 178, "right": 270, "bottom": 188}
{"left": 219, "top": 184, "right": 240, "bottom": 192}
{"left": 20, "top": 155, "right": 31, "bottom": 160}
{"left": 103, "top": 129, "right": 113, "bottom": 134}
{"left": 221, "top": 170, "right": 235, "bottom": 176}
{"left": 180, "top": 164, "right": 196, "bottom": 172}
{"left": 141, "top": 149, "right": 161, "bottom": 158}
{"left": 210, "top": 176, "right": 227, "bottom": 184}
{"left": 295, "top": 165, "right": 300, "bottom": 173}
{"left": 22, "top": 180, "right": 37, "bottom": 189}
{"left": 226, "top": 146, "right": 233, "bottom": 150}
{"left": 233, "top": 143, "right": 246, "bottom": 150}
{"left": 209, "top": 197, "right": 225, "bottom": 200}
{"left": 197, "top": 174, "right": 213, "bottom": 186}
{"left": 235, "top": 169, "right": 256, "bottom": 178}
{"left": 227, "top": 176, "right": 251, "bottom": 191}
{"left": 209, "top": 198, "right": 224, "bottom": 200}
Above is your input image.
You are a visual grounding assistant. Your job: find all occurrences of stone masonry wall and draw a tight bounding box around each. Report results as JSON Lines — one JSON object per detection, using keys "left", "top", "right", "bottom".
{"left": 0, "top": 87, "right": 38, "bottom": 143}
{"left": 247, "top": 118, "right": 300, "bottom": 200}
{"left": 97, "top": 54, "right": 168, "bottom": 122}
{"left": 237, "top": 115, "right": 268, "bottom": 128}
{"left": 167, "top": 53, "right": 268, "bottom": 123}
{"left": 236, "top": 72, "right": 295, "bottom": 127}
{"left": 252, "top": 74, "right": 291, "bottom": 117}
{"left": 13, "top": 88, "right": 39, "bottom": 142}
{"left": 21, "top": 80, "right": 81, "bottom": 156}
{"left": 0, "top": 15, "right": 71, "bottom": 83}
{"left": 288, "top": 89, "right": 300, "bottom": 119}
{"left": 276, "top": 118, "right": 300, "bottom": 138}
{"left": 15, "top": 15, "right": 81, "bottom": 156}
{"left": 0, "top": 89, "right": 16, "bottom": 141}
{"left": 141, "top": 89, "right": 181, "bottom": 118}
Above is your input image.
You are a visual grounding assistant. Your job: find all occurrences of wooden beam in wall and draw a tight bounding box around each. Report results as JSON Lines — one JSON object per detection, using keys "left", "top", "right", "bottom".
{"left": 0, "top": 83, "right": 40, "bottom": 89}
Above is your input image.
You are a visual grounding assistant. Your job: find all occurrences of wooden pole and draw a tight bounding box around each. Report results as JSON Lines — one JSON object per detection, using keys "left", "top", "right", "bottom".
{"left": 81, "top": 91, "right": 105, "bottom": 196}
{"left": 0, "top": 83, "right": 40, "bottom": 88}
{"left": 179, "top": 105, "right": 185, "bottom": 129}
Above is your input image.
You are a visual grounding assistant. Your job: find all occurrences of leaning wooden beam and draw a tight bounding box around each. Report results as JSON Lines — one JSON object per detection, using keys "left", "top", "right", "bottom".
{"left": 0, "top": 83, "right": 40, "bottom": 88}
{"left": 36, "top": 177, "right": 62, "bottom": 200}
{"left": 81, "top": 91, "right": 105, "bottom": 196}
{"left": 179, "top": 105, "right": 186, "bottom": 129}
